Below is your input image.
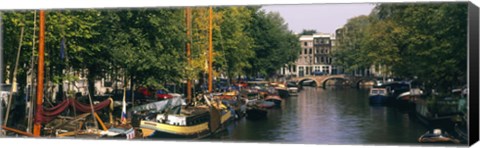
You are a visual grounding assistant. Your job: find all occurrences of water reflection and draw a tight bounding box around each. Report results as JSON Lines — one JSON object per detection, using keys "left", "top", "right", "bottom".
{"left": 208, "top": 86, "right": 429, "bottom": 145}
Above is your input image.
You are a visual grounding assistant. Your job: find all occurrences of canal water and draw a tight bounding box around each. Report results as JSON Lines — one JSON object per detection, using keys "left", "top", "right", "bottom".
{"left": 208, "top": 86, "right": 430, "bottom": 145}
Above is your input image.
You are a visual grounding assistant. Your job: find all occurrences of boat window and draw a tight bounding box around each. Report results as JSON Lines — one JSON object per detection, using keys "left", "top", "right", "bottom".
{"left": 371, "top": 90, "right": 379, "bottom": 95}
{"left": 378, "top": 90, "right": 385, "bottom": 95}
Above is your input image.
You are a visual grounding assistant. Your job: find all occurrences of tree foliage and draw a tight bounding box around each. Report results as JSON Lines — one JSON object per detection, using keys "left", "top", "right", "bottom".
{"left": 1, "top": 6, "right": 300, "bottom": 95}
{"left": 299, "top": 29, "right": 317, "bottom": 35}
{"left": 245, "top": 10, "right": 300, "bottom": 78}
{"left": 333, "top": 3, "right": 468, "bottom": 93}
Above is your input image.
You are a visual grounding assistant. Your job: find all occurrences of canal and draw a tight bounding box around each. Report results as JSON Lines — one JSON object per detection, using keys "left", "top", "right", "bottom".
{"left": 208, "top": 86, "right": 430, "bottom": 145}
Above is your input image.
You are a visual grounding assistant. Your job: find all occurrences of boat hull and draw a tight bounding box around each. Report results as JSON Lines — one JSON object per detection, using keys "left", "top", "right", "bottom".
{"left": 246, "top": 108, "right": 267, "bottom": 120}
{"left": 276, "top": 88, "right": 290, "bottom": 99}
{"left": 139, "top": 108, "right": 233, "bottom": 139}
{"left": 140, "top": 120, "right": 210, "bottom": 137}
{"left": 418, "top": 129, "right": 460, "bottom": 144}
{"left": 258, "top": 101, "right": 275, "bottom": 108}
{"left": 369, "top": 95, "right": 388, "bottom": 105}
{"left": 264, "top": 95, "right": 283, "bottom": 107}
{"left": 287, "top": 87, "right": 299, "bottom": 95}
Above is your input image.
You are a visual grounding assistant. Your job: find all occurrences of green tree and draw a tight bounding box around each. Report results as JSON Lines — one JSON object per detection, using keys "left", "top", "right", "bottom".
{"left": 246, "top": 10, "right": 300, "bottom": 78}
{"left": 334, "top": 3, "right": 468, "bottom": 93}
{"left": 216, "top": 7, "right": 255, "bottom": 83}
{"left": 332, "top": 15, "right": 373, "bottom": 74}
{"left": 373, "top": 3, "right": 468, "bottom": 92}
{"left": 300, "top": 29, "right": 317, "bottom": 35}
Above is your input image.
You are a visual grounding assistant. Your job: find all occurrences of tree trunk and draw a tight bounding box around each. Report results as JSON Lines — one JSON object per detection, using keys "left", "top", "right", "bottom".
{"left": 130, "top": 74, "right": 135, "bottom": 107}
{"left": 87, "top": 66, "right": 96, "bottom": 96}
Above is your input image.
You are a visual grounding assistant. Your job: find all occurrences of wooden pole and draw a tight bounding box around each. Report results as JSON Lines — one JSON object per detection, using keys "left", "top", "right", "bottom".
{"left": 2, "top": 125, "right": 34, "bottom": 137}
{"left": 185, "top": 7, "right": 192, "bottom": 103}
{"left": 4, "top": 27, "right": 25, "bottom": 126}
{"left": 93, "top": 112, "right": 108, "bottom": 131}
{"left": 33, "top": 10, "right": 45, "bottom": 137}
{"left": 208, "top": 6, "right": 213, "bottom": 93}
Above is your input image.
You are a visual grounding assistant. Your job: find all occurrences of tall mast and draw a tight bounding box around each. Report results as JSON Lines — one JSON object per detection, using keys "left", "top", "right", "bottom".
{"left": 33, "top": 10, "right": 45, "bottom": 137}
{"left": 208, "top": 6, "right": 213, "bottom": 93}
{"left": 27, "top": 10, "right": 37, "bottom": 134}
{"left": 185, "top": 7, "right": 192, "bottom": 103}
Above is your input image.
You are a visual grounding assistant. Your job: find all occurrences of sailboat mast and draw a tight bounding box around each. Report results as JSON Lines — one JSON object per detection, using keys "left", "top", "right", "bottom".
{"left": 208, "top": 6, "right": 213, "bottom": 93}
{"left": 185, "top": 7, "right": 192, "bottom": 103}
{"left": 33, "top": 10, "right": 45, "bottom": 137}
{"left": 27, "top": 10, "right": 37, "bottom": 134}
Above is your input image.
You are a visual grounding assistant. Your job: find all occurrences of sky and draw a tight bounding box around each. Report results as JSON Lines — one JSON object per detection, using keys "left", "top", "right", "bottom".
{"left": 261, "top": 3, "right": 377, "bottom": 34}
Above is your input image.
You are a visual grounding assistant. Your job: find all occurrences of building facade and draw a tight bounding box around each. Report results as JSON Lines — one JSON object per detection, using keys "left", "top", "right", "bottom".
{"left": 277, "top": 33, "right": 338, "bottom": 78}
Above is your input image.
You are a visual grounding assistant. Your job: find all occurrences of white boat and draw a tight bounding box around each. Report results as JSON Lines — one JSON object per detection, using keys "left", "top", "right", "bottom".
{"left": 287, "top": 87, "right": 298, "bottom": 94}
{"left": 396, "top": 88, "right": 423, "bottom": 102}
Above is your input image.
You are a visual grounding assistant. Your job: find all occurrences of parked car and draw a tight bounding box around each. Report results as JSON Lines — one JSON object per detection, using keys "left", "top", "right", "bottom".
{"left": 155, "top": 89, "right": 173, "bottom": 100}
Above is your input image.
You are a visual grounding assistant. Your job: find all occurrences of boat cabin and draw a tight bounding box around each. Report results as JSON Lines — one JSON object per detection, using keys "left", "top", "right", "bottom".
{"left": 369, "top": 88, "right": 388, "bottom": 96}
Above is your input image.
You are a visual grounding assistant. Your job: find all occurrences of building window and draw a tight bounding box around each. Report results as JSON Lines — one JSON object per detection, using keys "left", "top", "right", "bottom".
{"left": 304, "top": 48, "right": 307, "bottom": 54}
{"left": 321, "top": 57, "right": 324, "bottom": 63}
{"left": 316, "top": 48, "right": 319, "bottom": 54}
{"left": 309, "top": 48, "right": 312, "bottom": 54}
{"left": 299, "top": 67, "right": 304, "bottom": 77}
{"left": 304, "top": 42, "right": 307, "bottom": 46}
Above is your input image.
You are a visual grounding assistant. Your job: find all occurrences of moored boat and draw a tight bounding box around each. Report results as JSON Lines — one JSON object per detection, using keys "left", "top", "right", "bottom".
{"left": 414, "top": 95, "right": 460, "bottom": 127}
{"left": 418, "top": 129, "right": 460, "bottom": 144}
{"left": 257, "top": 101, "right": 275, "bottom": 109}
{"left": 274, "top": 85, "right": 290, "bottom": 99}
{"left": 264, "top": 95, "right": 283, "bottom": 107}
{"left": 132, "top": 95, "right": 233, "bottom": 139}
{"left": 368, "top": 87, "right": 389, "bottom": 105}
{"left": 301, "top": 79, "right": 316, "bottom": 86}
{"left": 286, "top": 81, "right": 299, "bottom": 95}
{"left": 396, "top": 88, "right": 423, "bottom": 108}
{"left": 245, "top": 107, "right": 267, "bottom": 120}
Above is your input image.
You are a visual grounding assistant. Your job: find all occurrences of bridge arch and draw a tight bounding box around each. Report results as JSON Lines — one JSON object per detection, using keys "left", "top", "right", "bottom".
{"left": 319, "top": 76, "right": 348, "bottom": 88}
{"left": 297, "top": 77, "right": 320, "bottom": 87}
{"left": 354, "top": 77, "right": 377, "bottom": 88}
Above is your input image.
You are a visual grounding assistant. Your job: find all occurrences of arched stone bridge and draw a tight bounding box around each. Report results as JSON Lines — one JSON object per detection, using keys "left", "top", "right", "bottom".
{"left": 290, "top": 74, "right": 377, "bottom": 88}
